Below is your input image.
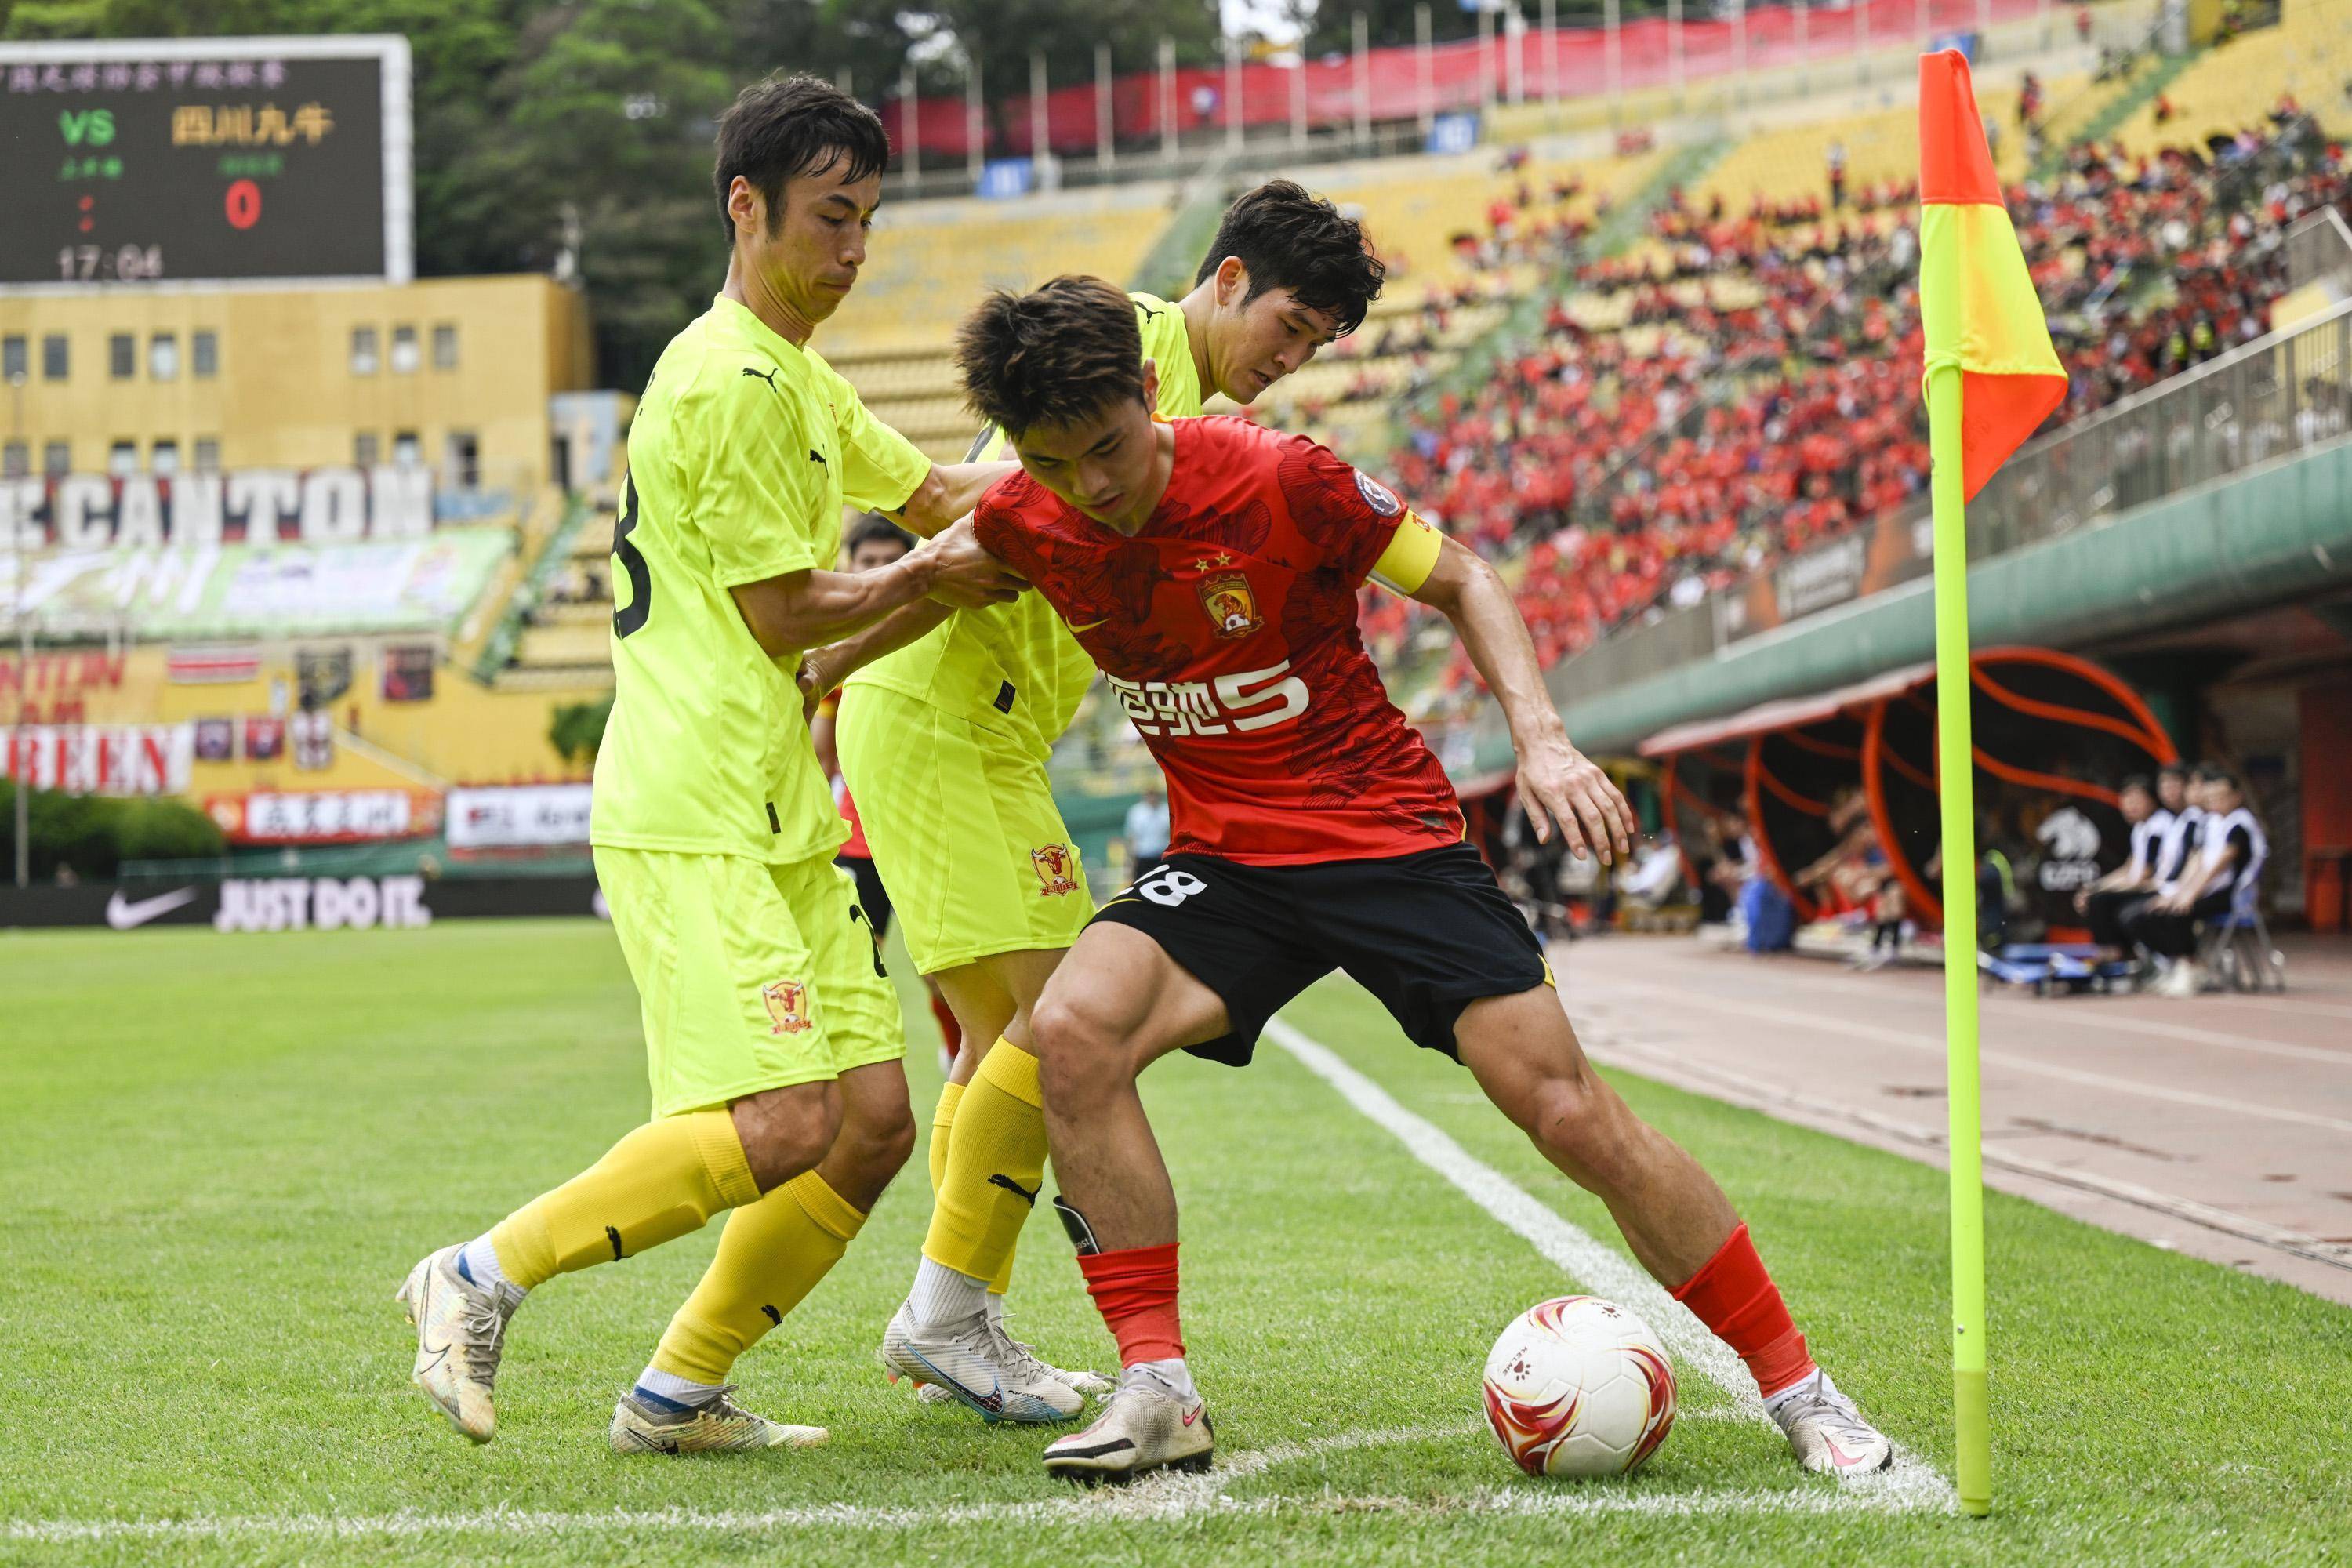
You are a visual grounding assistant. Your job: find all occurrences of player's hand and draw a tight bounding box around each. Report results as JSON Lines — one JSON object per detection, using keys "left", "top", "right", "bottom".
{"left": 795, "top": 652, "right": 833, "bottom": 724}
{"left": 1516, "top": 728, "right": 1637, "bottom": 866}
{"left": 2073, "top": 888, "right": 2091, "bottom": 914}
{"left": 916, "top": 519, "right": 1026, "bottom": 610}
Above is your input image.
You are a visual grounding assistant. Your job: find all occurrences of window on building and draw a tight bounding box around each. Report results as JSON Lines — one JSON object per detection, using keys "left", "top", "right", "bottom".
{"left": 354, "top": 431, "right": 380, "bottom": 467}
{"left": 390, "top": 325, "right": 419, "bottom": 374}
{"left": 392, "top": 430, "right": 420, "bottom": 467}
{"left": 432, "top": 323, "right": 459, "bottom": 370}
{"left": 350, "top": 326, "right": 379, "bottom": 376}
{"left": 150, "top": 332, "right": 180, "bottom": 381}
{"left": 446, "top": 430, "right": 481, "bottom": 488}
{"left": 2, "top": 336, "right": 24, "bottom": 382}
{"left": 2, "top": 442, "right": 27, "bottom": 479}
{"left": 42, "top": 335, "right": 68, "bottom": 381}
{"left": 107, "top": 440, "right": 137, "bottom": 475}
{"left": 109, "top": 333, "right": 135, "bottom": 379}
{"left": 194, "top": 437, "right": 221, "bottom": 472}
{"left": 151, "top": 439, "right": 180, "bottom": 474}
{"left": 42, "top": 441, "right": 71, "bottom": 476}
{"left": 193, "top": 330, "right": 219, "bottom": 379}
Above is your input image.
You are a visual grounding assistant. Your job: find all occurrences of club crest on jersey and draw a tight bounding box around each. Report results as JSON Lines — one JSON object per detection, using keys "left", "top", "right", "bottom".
{"left": 761, "top": 979, "right": 812, "bottom": 1034}
{"left": 1199, "top": 573, "right": 1263, "bottom": 640}
{"left": 1031, "top": 844, "right": 1080, "bottom": 897}
{"left": 1354, "top": 470, "right": 1403, "bottom": 517}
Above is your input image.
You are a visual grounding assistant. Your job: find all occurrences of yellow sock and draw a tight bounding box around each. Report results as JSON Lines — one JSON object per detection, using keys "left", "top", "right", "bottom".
{"left": 922, "top": 1040, "right": 1045, "bottom": 1287}
{"left": 489, "top": 1110, "right": 757, "bottom": 1290}
{"left": 650, "top": 1171, "right": 868, "bottom": 1385}
{"left": 928, "top": 1080, "right": 966, "bottom": 1196}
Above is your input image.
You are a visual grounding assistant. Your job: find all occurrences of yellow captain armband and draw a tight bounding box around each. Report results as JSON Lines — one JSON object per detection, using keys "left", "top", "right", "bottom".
{"left": 1368, "top": 510, "right": 1444, "bottom": 596}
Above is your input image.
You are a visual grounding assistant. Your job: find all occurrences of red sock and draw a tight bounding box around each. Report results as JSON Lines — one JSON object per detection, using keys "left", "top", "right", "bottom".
{"left": 1076, "top": 1243, "right": 1184, "bottom": 1365}
{"left": 1671, "top": 1223, "right": 1816, "bottom": 1399}
{"left": 928, "top": 990, "right": 963, "bottom": 1056}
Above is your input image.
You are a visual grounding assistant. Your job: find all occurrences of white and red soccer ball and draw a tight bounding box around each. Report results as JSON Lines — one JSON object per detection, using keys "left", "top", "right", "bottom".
{"left": 1482, "top": 1296, "right": 1677, "bottom": 1478}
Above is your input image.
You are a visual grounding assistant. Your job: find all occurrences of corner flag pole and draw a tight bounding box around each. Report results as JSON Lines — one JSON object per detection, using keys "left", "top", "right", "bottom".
{"left": 1924, "top": 358, "right": 1991, "bottom": 1517}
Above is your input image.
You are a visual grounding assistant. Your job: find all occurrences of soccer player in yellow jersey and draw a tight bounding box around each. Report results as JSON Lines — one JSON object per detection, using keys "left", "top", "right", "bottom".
{"left": 396, "top": 74, "right": 1024, "bottom": 1454}
{"left": 800, "top": 183, "right": 1388, "bottom": 1421}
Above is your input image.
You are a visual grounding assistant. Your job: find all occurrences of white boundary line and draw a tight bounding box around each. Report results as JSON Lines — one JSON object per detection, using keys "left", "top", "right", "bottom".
{"left": 1261, "top": 1016, "right": 1956, "bottom": 1513}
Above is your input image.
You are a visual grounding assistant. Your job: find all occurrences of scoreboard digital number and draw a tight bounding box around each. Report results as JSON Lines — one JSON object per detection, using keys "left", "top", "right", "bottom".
{"left": 0, "top": 37, "right": 412, "bottom": 287}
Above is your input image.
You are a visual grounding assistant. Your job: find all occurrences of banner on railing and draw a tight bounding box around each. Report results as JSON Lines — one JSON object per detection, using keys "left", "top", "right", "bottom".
{"left": 445, "top": 782, "right": 593, "bottom": 850}
{"left": 1, "top": 721, "right": 191, "bottom": 796}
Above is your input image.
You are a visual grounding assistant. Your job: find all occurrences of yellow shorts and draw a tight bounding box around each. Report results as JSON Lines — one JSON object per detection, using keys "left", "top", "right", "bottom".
{"left": 835, "top": 684, "right": 1096, "bottom": 976}
{"left": 593, "top": 846, "right": 902, "bottom": 1117}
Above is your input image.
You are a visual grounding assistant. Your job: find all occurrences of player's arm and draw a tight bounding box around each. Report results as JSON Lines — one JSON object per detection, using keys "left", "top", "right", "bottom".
{"left": 730, "top": 520, "right": 1019, "bottom": 659}
{"left": 794, "top": 598, "right": 960, "bottom": 720}
{"left": 883, "top": 459, "right": 1022, "bottom": 537}
{"left": 1403, "top": 532, "right": 1636, "bottom": 865}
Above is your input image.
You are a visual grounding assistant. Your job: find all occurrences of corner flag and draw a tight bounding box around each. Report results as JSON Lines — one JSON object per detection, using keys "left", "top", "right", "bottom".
{"left": 1916, "top": 47, "right": 2062, "bottom": 1519}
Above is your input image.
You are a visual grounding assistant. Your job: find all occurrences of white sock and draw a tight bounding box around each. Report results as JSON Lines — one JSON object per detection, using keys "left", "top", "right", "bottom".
{"left": 456, "top": 1234, "right": 520, "bottom": 1297}
{"left": 984, "top": 1291, "right": 1007, "bottom": 1325}
{"left": 634, "top": 1366, "right": 724, "bottom": 1409}
{"left": 1133, "top": 1356, "right": 1197, "bottom": 1403}
{"left": 907, "top": 1256, "right": 990, "bottom": 1330}
{"left": 1762, "top": 1367, "right": 1831, "bottom": 1419}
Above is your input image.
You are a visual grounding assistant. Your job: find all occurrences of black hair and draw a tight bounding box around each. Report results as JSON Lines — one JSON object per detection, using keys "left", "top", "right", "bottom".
{"left": 846, "top": 514, "right": 915, "bottom": 557}
{"left": 2157, "top": 763, "right": 2189, "bottom": 782}
{"left": 713, "top": 73, "right": 889, "bottom": 243}
{"left": 2193, "top": 764, "right": 2241, "bottom": 791}
{"left": 956, "top": 276, "right": 1145, "bottom": 437}
{"left": 1192, "top": 179, "right": 1386, "bottom": 336}
{"left": 2118, "top": 774, "right": 2154, "bottom": 797}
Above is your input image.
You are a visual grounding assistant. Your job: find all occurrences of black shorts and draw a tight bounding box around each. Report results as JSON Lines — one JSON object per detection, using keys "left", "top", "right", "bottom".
{"left": 839, "top": 854, "right": 892, "bottom": 940}
{"left": 1088, "top": 840, "right": 1552, "bottom": 1066}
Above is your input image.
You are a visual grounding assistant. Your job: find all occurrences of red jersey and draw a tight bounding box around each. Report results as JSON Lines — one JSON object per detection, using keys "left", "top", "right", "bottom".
{"left": 973, "top": 416, "right": 1462, "bottom": 865}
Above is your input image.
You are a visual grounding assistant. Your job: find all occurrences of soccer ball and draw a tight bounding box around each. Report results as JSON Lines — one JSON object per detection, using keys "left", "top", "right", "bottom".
{"left": 1481, "top": 1295, "right": 1676, "bottom": 1478}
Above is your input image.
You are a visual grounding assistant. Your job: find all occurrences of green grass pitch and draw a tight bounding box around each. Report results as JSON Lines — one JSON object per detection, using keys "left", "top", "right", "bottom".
{"left": 2, "top": 918, "right": 2347, "bottom": 1566}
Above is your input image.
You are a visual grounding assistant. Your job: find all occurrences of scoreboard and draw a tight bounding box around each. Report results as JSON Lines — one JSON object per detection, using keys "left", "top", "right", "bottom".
{"left": 0, "top": 36, "right": 411, "bottom": 288}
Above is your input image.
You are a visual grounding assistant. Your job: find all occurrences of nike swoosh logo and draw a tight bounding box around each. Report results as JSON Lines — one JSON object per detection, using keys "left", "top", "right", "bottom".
{"left": 1182, "top": 1405, "right": 1203, "bottom": 1426}
{"left": 416, "top": 1340, "right": 452, "bottom": 1375}
{"left": 107, "top": 887, "right": 198, "bottom": 930}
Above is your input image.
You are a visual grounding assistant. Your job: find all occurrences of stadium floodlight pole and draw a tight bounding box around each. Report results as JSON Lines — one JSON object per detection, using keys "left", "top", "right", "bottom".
{"left": 1225, "top": 35, "right": 1243, "bottom": 151}
{"left": 1415, "top": 3, "right": 1435, "bottom": 136}
{"left": 1918, "top": 46, "right": 2066, "bottom": 1521}
{"left": 1290, "top": 50, "right": 1308, "bottom": 147}
{"left": 1856, "top": 0, "right": 1870, "bottom": 87}
{"left": 1352, "top": 13, "right": 1371, "bottom": 149}
{"left": 899, "top": 60, "right": 921, "bottom": 194}
{"left": 1160, "top": 38, "right": 1178, "bottom": 163}
{"left": 1733, "top": 0, "right": 1748, "bottom": 108}
{"left": 967, "top": 53, "right": 983, "bottom": 187}
{"left": 1505, "top": 5, "right": 1525, "bottom": 107}
{"left": 1098, "top": 43, "right": 1116, "bottom": 171}
{"left": 1668, "top": 0, "right": 1684, "bottom": 110}
{"left": 1029, "top": 50, "right": 1049, "bottom": 187}
{"left": 1606, "top": 0, "right": 1622, "bottom": 125}
{"left": 1540, "top": 0, "right": 1558, "bottom": 115}
{"left": 1478, "top": 2, "right": 1497, "bottom": 118}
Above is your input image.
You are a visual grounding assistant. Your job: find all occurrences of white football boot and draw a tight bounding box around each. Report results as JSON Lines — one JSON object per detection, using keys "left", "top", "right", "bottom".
{"left": 395, "top": 1243, "right": 523, "bottom": 1443}
{"left": 878, "top": 1301, "right": 1083, "bottom": 1422}
{"left": 1041, "top": 1365, "right": 1214, "bottom": 1483}
{"left": 1769, "top": 1371, "right": 1895, "bottom": 1477}
{"left": 608, "top": 1385, "right": 826, "bottom": 1454}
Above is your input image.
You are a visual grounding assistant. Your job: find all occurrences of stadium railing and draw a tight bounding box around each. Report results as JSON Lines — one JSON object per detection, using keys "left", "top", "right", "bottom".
{"left": 1537, "top": 281, "right": 2352, "bottom": 708}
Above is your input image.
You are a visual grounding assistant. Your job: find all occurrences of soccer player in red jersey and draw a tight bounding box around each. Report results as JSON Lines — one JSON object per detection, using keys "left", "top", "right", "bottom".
{"left": 953, "top": 277, "right": 1896, "bottom": 1484}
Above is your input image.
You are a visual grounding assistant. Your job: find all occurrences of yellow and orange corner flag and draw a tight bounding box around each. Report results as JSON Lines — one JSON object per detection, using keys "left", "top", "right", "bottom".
{"left": 1916, "top": 47, "right": 2063, "bottom": 1520}
{"left": 1918, "top": 48, "right": 2067, "bottom": 499}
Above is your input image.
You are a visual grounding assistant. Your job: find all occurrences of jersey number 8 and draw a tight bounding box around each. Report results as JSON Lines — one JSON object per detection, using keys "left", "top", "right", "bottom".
{"left": 1134, "top": 868, "right": 1208, "bottom": 907}
{"left": 612, "top": 470, "right": 652, "bottom": 638}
